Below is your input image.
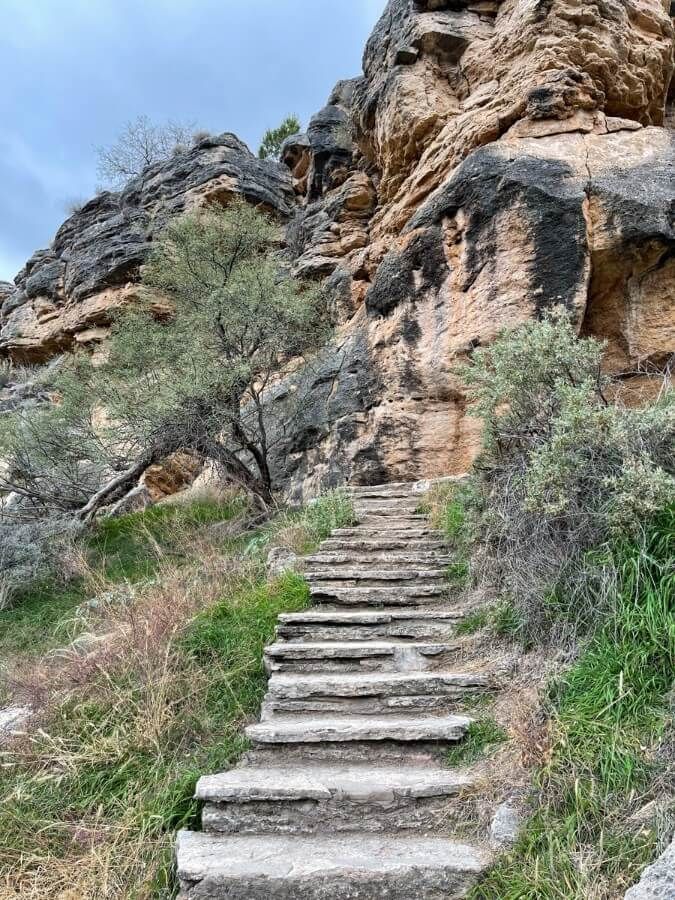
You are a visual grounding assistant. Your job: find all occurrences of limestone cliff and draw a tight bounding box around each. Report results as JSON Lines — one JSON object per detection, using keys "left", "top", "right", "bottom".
{"left": 1, "top": 0, "right": 673, "bottom": 498}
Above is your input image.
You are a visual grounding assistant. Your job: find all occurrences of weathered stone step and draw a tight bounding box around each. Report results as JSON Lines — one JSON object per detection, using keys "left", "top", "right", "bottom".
{"left": 353, "top": 500, "right": 420, "bottom": 515}
{"left": 349, "top": 481, "right": 421, "bottom": 497}
{"left": 245, "top": 713, "right": 473, "bottom": 745}
{"left": 196, "top": 763, "right": 473, "bottom": 804}
{"left": 264, "top": 640, "right": 457, "bottom": 674}
{"left": 245, "top": 740, "right": 453, "bottom": 767}
{"left": 276, "top": 607, "right": 468, "bottom": 642}
{"left": 305, "top": 567, "right": 448, "bottom": 585}
{"left": 305, "top": 552, "right": 453, "bottom": 567}
{"left": 331, "top": 526, "right": 442, "bottom": 539}
{"left": 262, "top": 671, "right": 492, "bottom": 717}
{"left": 321, "top": 538, "right": 448, "bottom": 552}
{"left": 310, "top": 585, "right": 448, "bottom": 606}
{"left": 268, "top": 671, "right": 491, "bottom": 701}
{"left": 197, "top": 764, "right": 476, "bottom": 836}
{"left": 358, "top": 515, "right": 430, "bottom": 527}
{"left": 177, "top": 831, "right": 490, "bottom": 899}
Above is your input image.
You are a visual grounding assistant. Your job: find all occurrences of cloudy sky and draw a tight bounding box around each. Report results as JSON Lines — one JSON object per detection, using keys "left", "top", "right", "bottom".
{"left": 0, "top": 0, "right": 386, "bottom": 282}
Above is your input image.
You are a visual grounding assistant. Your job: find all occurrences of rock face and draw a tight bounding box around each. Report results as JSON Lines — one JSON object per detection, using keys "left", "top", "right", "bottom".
{"left": 0, "top": 135, "right": 293, "bottom": 362}
{"left": 274, "top": 0, "right": 675, "bottom": 497}
{"left": 1, "top": 0, "right": 674, "bottom": 495}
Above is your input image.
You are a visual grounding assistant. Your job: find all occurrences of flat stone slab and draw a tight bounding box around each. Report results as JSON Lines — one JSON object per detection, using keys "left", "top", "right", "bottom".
{"left": 278, "top": 608, "right": 465, "bottom": 625}
{"left": 331, "top": 527, "right": 442, "bottom": 539}
{"left": 245, "top": 713, "right": 473, "bottom": 744}
{"left": 177, "top": 831, "right": 490, "bottom": 898}
{"left": 306, "top": 552, "right": 453, "bottom": 566}
{"left": 268, "top": 671, "right": 491, "bottom": 700}
{"left": 196, "top": 764, "right": 474, "bottom": 803}
{"left": 310, "top": 585, "right": 448, "bottom": 606}
{"left": 305, "top": 568, "right": 448, "bottom": 581}
{"left": 265, "top": 641, "right": 450, "bottom": 660}
{"left": 321, "top": 539, "right": 448, "bottom": 551}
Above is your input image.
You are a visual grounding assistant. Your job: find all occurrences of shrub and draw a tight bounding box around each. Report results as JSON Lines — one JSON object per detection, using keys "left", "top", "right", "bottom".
{"left": 0, "top": 517, "right": 81, "bottom": 609}
{"left": 472, "top": 510, "right": 675, "bottom": 898}
{"left": 461, "top": 310, "right": 674, "bottom": 639}
{"left": 258, "top": 114, "right": 301, "bottom": 161}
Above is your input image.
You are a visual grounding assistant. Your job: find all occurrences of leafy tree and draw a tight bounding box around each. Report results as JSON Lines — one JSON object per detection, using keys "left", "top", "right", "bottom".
{"left": 258, "top": 115, "right": 301, "bottom": 161}
{"left": 0, "top": 200, "right": 329, "bottom": 519}
{"left": 96, "top": 115, "right": 197, "bottom": 189}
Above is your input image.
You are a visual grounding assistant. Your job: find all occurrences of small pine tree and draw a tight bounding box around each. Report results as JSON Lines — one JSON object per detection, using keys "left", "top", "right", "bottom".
{"left": 258, "top": 115, "right": 301, "bottom": 161}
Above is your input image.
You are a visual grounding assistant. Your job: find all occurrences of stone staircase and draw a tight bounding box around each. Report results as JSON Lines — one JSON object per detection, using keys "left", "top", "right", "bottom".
{"left": 177, "top": 481, "right": 495, "bottom": 899}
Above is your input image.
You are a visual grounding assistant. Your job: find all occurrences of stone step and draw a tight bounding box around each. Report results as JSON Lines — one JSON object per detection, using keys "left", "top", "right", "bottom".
{"left": 264, "top": 640, "right": 457, "bottom": 674}
{"left": 276, "top": 607, "right": 468, "bottom": 642}
{"left": 262, "top": 671, "right": 492, "bottom": 717}
{"left": 321, "top": 538, "right": 448, "bottom": 552}
{"left": 268, "top": 671, "right": 491, "bottom": 701}
{"left": 349, "top": 482, "right": 422, "bottom": 497}
{"left": 310, "top": 585, "right": 448, "bottom": 606}
{"left": 358, "top": 515, "right": 430, "bottom": 528}
{"left": 353, "top": 500, "right": 420, "bottom": 515}
{"left": 245, "top": 713, "right": 473, "bottom": 745}
{"left": 305, "top": 568, "right": 448, "bottom": 586}
{"left": 245, "top": 740, "right": 454, "bottom": 767}
{"left": 197, "top": 764, "right": 476, "bottom": 836}
{"left": 305, "top": 552, "right": 453, "bottom": 567}
{"left": 177, "top": 831, "right": 490, "bottom": 899}
{"left": 196, "top": 763, "right": 474, "bottom": 804}
{"left": 331, "top": 526, "right": 443, "bottom": 539}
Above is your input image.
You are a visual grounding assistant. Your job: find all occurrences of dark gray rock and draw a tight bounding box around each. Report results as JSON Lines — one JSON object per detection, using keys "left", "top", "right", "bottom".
{"left": 366, "top": 226, "right": 448, "bottom": 317}
{"left": 8, "top": 134, "right": 295, "bottom": 310}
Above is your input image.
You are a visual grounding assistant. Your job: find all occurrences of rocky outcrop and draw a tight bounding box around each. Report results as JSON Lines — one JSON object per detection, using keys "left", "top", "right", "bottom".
{"left": 1, "top": 0, "right": 673, "bottom": 496}
{"left": 0, "top": 135, "right": 293, "bottom": 362}
{"left": 272, "top": 0, "right": 674, "bottom": 497}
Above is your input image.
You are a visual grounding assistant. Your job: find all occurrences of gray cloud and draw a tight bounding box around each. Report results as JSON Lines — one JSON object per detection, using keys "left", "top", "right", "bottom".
{"left": 0, "top": 1, "right": 384, "bottom": 281}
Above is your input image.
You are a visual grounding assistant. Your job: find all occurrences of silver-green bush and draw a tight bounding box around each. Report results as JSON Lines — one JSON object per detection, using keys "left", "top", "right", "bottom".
{"left": 462, "top": 310, "right": 674, "bottom": 638}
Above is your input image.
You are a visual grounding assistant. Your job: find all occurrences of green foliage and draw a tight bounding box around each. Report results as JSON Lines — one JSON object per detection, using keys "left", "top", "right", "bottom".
{"left": 446, "top": 719, "right": 508, "bottom": 767}
{"left": 0, "top": 579, "right": 86, "bottom": 661}
{"left": 460, "top": 310, "right": 674, "bottom": 639}
{"left": 0, "top": 517, "right": 82, "bottom": 609}
{"left": 455, "top": 607, "right": 491, "bottom": 636}
{"left": 0, "top": 200, "right": 331, "bottom": 516}
{"left": 245, "top": 488, "right": 356, "bottom": 557}
{"left": 90, "top": 496, "right": 245, "bottom": 582}
{"left": 446, "top": 560, "right": 470, "bottom": 587}
{"left": 473, "top": 512, "right": 675, "bottom": 898}
{"left": 258, "top": 114, "right": 301, "bottom": 161}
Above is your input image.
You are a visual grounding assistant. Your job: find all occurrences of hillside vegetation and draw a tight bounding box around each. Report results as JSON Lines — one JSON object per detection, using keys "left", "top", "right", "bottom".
{"left": 421, "top": 315, "right": 674, "bottom": 898}
{"left": 0, "top": 490, "right": 354, "bottom": 898}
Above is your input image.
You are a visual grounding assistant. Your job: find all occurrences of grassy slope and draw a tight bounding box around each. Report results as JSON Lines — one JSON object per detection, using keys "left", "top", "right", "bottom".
{"left": 0, "top": 491, "right": 354, "bottom": 899}
{"left": 473, "top": 509, "right": 675, "bottom": 899}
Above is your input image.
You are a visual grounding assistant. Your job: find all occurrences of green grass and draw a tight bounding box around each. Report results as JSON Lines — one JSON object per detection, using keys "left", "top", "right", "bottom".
{"left": 0, "top": 569, "right": 309, "bottom": 897}
{"left": 456, "top": 607, "right": 491, "bottom": 636}
{"left": 89, "top": 496, "right": 244, "bottom": 582}
{"left": 446, "top": 560, "right": 470, "bottom": 588}
{"left": 0, "top": 579, "right": 87, "bottom": 659}
{"left": 472, "top": 509, "right": 675, "bottom": 898}
{"left": 446, "top": 718, "right": 508, "bottom": 767}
